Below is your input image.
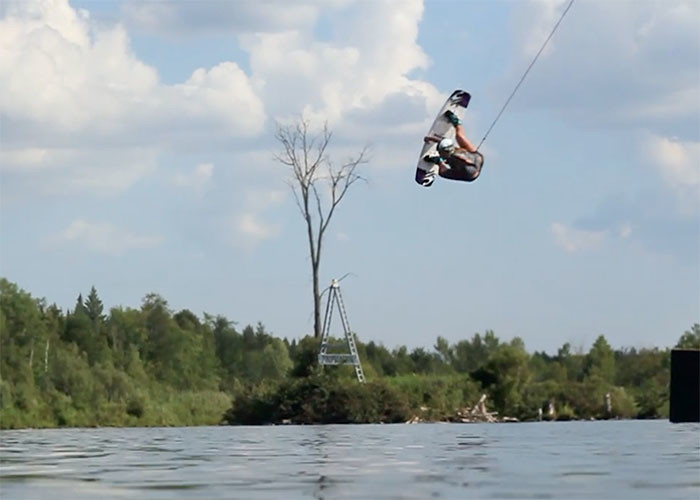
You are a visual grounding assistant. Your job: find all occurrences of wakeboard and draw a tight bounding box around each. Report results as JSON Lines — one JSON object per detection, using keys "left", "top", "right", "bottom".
{"left": 415, "top": 89, "right": 471, "bottom": 187}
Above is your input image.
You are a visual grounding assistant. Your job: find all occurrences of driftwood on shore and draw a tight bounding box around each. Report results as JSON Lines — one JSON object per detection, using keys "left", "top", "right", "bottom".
{"left": 405, "top": 394, "right": 519, "bottom": 424}
{"left": 453, "top": 394, "right": 502, "bottom": 423}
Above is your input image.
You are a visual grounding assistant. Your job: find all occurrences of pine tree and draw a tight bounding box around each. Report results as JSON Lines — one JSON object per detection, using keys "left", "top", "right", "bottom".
{"left": 84, "top": 286, "right": 105, "bottom": 334}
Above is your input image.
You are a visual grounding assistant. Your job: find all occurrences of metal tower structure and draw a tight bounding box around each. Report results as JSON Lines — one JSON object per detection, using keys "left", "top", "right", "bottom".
{"left": 317, "top": 279, "right": 365, "bottom": 383}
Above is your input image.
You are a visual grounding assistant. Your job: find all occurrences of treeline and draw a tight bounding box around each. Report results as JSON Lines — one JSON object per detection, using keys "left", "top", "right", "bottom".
{"left": 1, "top": 278, "right": 698, "bottom": 428}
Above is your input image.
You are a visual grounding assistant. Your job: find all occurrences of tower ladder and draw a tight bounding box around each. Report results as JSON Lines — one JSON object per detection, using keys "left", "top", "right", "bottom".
{"left": 318, "top": 279, "right": 365, "bottom": 383}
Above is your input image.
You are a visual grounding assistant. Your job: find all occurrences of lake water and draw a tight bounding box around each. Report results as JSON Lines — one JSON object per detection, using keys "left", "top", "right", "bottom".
{"left": 1, "top": 420, "right": 698, "bottom": 499}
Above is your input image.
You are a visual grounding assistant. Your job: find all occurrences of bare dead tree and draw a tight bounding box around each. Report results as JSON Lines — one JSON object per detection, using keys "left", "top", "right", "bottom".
{"left": 274, "top": 118, "right": 368, "bottom": 338}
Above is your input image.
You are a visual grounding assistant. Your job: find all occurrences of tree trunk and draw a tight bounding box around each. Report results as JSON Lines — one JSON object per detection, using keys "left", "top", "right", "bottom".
{"left": 44, "top": 339, "right": 50, "bottom": 373}
{"left": 312, "top": 263, "right": 322, "bottom": 338}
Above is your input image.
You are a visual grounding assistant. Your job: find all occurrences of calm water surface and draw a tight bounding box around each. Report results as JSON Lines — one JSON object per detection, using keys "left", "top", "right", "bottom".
{"left": 1, "top": 420, "right": 698, "bottom": 499}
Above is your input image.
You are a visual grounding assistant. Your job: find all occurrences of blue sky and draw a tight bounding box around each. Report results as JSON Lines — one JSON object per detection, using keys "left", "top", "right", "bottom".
{"left": 1, "top": 0, "right": 698, "bottom": 354}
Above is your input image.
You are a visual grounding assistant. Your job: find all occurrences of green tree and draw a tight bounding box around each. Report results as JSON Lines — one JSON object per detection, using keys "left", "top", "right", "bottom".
{"left": 290, "top": 336, "right": 322, "bottom": 378}
{"left": 84, "top": 287, "right": 104, "bottom": 331}
{"left": 391, "top": 346, "right": 415, "bottom": 375}
{"left": 472, "top": 342, "right": 531, "bottom": 418}
{"left": 676, "top": 324, "right": 700, "bottom": 349}
{"left": 0, "top": 281, "right": 38, "bottom": 373}
{"left": 141, "top": 294, "right": 191, "bottom": 386}
{"left": 63, "top": 292, "right": 109, "bottom": 365}
{"left": 260, "top": 338, "right": 293, "bottom": 381}
{"left": 208, "top": 314, "right": 242, "bottom": 387}
{"left": 451, "top": 331, "right": 500, "bottom": 374}
{"left": 410, "top": 347, "right": 449, "bottom": 374}
{"left": 174, "top": 309, "right": 220, "bottom": 391}
{"left": 364, "top": 341, "right": 397, "bottom": 376}
{"left": 556, "top": 342, "right": 585, "bottom": 381}
{"left": 106, "top": 306, "right": 147, "bottom": 367}
{"left": 434, "top": 336, "right": 452, "bottom": 364}
{"left": 584, "top": 335, "right": 615, "bottom": 383}
{"left": 0, "top": 277, "right": 688, "bottom": 428}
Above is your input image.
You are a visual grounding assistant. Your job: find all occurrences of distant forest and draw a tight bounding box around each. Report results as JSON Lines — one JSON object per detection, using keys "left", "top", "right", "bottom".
{"left": 1, "top": 278, "right": 698, "bottom": 428}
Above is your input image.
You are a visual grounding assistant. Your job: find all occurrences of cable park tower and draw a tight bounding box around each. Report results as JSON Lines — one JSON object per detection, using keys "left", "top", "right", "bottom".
{"left": 317, "top": 279, "right": 365, "bottom": 383}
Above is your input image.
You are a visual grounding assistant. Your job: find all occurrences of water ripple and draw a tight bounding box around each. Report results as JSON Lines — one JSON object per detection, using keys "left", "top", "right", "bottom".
{"left": 0, "top": 421, "right": 698, "bottom": 499}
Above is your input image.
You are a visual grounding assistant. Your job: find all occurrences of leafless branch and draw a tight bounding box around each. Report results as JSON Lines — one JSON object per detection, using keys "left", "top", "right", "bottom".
{"left": 273, "top": 117, "right": 369, "bottom": 338}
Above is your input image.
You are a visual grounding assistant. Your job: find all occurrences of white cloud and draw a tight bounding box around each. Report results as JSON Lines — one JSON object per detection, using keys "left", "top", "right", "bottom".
{"left": 171, "top": 63, "right": 264, "bottom": 137}
{"left": 243, "top": 188, "right": 286, "bottom": 211}
{"left": 559, "top": 190, "right": 698, "bottom": 261}
{"left": 0, "top": 0, "right": 265, "bottom": 195}
{"left": 173, "top": 163, "right": 214, "bottom": 193}
{"left": 240, "top": 0, "right": 440, "bottom": 129}
{"left": 1, "top": 0, "right": 450, "bottom": 200}
{"left": 0, "top": 147, "right": 50, "bottom": 168}
{"left": 618, "top": 223, "right": 632, "bottom": 240}
{"left": 551, "top": 222, "right": 607, "bottom": 253}
{"left": 647, "top": 136, "right": 700, "bottom": 190}
{"left": 1, "top": 147, "right": 158, "bottom": 198}
{"left": 645, "top": 135, "right": 700, "bottom": 214}
{"left": 509, "top": 1, "right": 699, "bottom": 133}
{"left": 56, "top": 219, "right": 162, "bottom": 255}
{"left": 0, "top": 0, "right": 264, "bottom": 138}
{"left": 551, "top": 221, "right": 638, "bottom": 253}
{"left": 0, "top": 0, "right": 444, "bottom": 200}
{"left": 522, "top": 1, "right": 698, "bottom": 261}
{"left": 1, "top": 1, "right": 157, "bottom": 133}
{"left": 517, "top": 0, "right": 569, "bottom": 58}
{"left": 229, "top": 188, "right": 286, "bottom": 250}
{"left": 232, "top": 213, "right": 280, "bottom": 250}
{"left": 122, "top": 0, "right": 335, "bottom": 36}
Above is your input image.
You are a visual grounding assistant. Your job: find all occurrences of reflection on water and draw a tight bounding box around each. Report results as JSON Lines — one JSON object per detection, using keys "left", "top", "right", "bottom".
{"left": 1, "top": 421, "right": 698, "bottom": 499}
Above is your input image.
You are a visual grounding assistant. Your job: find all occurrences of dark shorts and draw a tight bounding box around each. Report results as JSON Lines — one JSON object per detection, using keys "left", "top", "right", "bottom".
{"left": 440, "top": 151, "right": 484, "bottom": 182}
